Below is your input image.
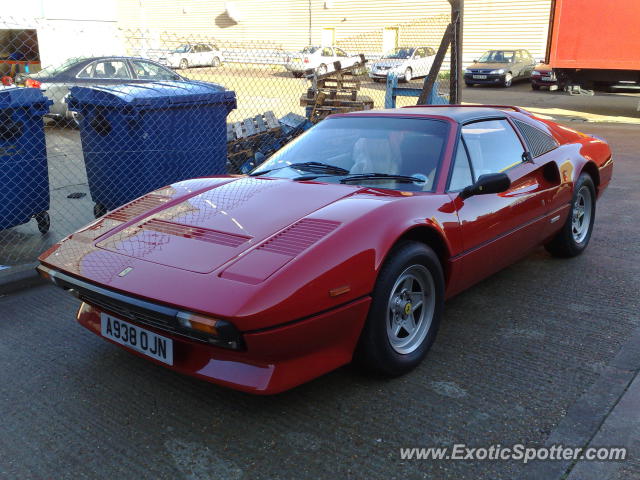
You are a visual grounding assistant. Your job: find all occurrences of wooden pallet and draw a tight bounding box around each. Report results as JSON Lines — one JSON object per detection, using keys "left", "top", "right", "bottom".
{"left": 226, "top": 111, "right": 280, "bottom": 142}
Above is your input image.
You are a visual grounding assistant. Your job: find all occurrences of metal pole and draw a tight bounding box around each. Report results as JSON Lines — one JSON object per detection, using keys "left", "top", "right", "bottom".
{"left": 449, "top": 0, "right": 463, "bottom": 104}
{"left": 309, "top": 0, "right": 313, "bottom": 45}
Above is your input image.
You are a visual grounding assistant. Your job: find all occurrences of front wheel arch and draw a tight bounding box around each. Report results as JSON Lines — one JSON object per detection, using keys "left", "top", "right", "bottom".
{"left": 388, "top": 225, "right": 450, "bottom": 287}
{"left": 579, "top": 161, "right": 600, "bottom": 195}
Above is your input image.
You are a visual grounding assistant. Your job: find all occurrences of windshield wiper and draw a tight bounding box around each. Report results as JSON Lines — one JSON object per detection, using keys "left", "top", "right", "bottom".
{"left": 250, "top": 161, "right": 349, "bottom": 177}
{"left": 339, "top": 173, "right": 426, "bottom": 184}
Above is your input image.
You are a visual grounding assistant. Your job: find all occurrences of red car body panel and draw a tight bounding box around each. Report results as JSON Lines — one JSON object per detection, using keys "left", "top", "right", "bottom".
{"left": 38, "top": 106, "right": 613, "bottom": 394}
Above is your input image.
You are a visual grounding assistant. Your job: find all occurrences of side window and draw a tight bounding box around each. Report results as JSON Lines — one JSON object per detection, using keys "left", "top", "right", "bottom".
{"left": 200, "top": 44, "right": 212, "bottom": 52}
{"left": 77, "top": 63, "right": 94, "bottom": 78}
{"left": 93, "top": 61, "right": 129, "bottom": 79}
{"left": 414, "top": 48, "right": 426, "bottom": 58}
{"left": 132, "top": 61, "right": 179, "bottom": 81}
{"left": 334, "top": 48, "right": 348, "bottom": 57}
{"left": 427, "top": 47, "right": 436, "bottom": 56}
{"left": 322, "top": 47, "right": 333, "bottom": 57}
{"left": 449, "top": 141, "right": 474, "bottom": 191}
{"left": 462, "top": 120, "right": 526, "bottom": 176}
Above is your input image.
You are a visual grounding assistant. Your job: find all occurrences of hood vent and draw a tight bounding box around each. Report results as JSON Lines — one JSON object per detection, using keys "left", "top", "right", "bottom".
{"left": 257, "top": 218, "right": 340, "bottom": 257}
{"left": 141, "top": 218, "right": 250, "bottom": 247}
{"left": 106, "top": 194, "right": 171, "bottom": 223}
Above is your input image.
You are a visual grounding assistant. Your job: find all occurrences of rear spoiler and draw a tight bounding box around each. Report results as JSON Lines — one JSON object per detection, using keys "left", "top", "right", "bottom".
{"left": 402, "top": 104, "right": 533, "bottom": 115}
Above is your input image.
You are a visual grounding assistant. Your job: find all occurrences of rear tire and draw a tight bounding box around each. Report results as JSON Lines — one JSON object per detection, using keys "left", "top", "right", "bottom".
{"left": 403, "top": 67, "right": 413, "bottom": 82}
{"left": 355, "top": 241, "right": 444, "bottom": 377}
{"left": 545, "top": 173, "right": 596, "bottom": 257}
{"left": 317, "top": 64, "right": 328, "bottom": 76}
{"left": 211, "top": 56, "right": 221, "bottom": 67}
{"left": 292, "top": 71, "right": 303, "bottom": 78}
{"left": 179, "top": 59, "right": 189, "bottom": 70}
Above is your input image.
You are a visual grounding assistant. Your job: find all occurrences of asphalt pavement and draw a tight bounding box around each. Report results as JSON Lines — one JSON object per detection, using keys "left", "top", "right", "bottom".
{"left": 0, "top": 121, "right": 639, "bottom": 479}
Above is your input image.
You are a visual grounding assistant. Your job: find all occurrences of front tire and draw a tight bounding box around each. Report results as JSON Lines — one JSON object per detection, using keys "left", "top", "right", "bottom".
{"left": 179, "top": 59, "right": 189, "bottom": 70}
{"left": 355, "top": 241, "right": 444, "bottom": 377}
{"left": 292, "top": 71, "right": 303, "bottom": 78}
{"left": 316, "top": 64, "right": 328, "bottom": 76}
{"left": 403, "top": 67, "right": 413, "bottom": 82}
{"left": 531, "top": 83, "right": 541, "bottom": 90}
{"left": 211, "top": 56, "right": 221, "bottom": 67}
{"left": 503, "top": 72, "right": 513, "bottom": 87}
{"left": 545, "top": 173, "right": 596, "bottom": 257}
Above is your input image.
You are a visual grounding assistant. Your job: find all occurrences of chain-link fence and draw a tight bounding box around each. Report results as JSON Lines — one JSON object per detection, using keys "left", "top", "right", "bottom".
{"left": 0, "top": 5, "right": 456, "bottom": 275}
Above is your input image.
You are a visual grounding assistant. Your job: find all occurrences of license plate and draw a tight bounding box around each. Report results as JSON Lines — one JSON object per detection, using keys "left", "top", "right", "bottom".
{"left": 473, "top": 74, "right": 487, "bottom": 79}
{"left": 542, "top": 76, "right": 553, "bottom": 81}
{"left": 100, "top": 313, "right": 173, "bottom": 365}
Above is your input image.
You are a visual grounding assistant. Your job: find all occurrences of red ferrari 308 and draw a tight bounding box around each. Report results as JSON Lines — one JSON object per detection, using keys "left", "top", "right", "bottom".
{"left": 38, "top": 105, "right": 613, "bottom": 394}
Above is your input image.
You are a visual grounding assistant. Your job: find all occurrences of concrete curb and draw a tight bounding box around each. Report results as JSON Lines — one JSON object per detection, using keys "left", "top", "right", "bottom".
{"left": 0, "top": 263, "right": 47, "bottom": 296}
{"left": 524, "top": 326, "right": 640, "bottom": 479}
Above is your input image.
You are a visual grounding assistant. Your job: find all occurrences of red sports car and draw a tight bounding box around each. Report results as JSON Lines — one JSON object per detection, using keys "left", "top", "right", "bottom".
{"left": 38, "top": 105, "right": 613, "bottom": 394}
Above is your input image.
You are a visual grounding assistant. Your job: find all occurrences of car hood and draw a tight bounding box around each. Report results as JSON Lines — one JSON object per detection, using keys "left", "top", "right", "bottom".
{"left": 373, "top": 59, "right": 406, "bottom": 68}
{"left": 88, "top": 177, "right": 360, "bottom": 274}
{"left": 467, "top": 62, "right": 512, "bottom": 70}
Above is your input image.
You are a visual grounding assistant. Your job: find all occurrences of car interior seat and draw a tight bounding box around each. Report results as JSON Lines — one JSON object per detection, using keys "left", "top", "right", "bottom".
{"left": 350, "top": 138, "right": 397, "bottom": 175}
{"left": 399, "top": 134, "right": 443, "bottom": 185}
{"left": 104, "top": 63, "right": 116, "bottom": 78}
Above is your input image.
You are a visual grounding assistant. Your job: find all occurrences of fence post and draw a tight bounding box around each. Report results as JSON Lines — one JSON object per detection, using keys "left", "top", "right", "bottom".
{"left": 449, "top": 0, "right": 464, "bottom": 104}
{"left": 385, "top": 73, "right": 399, "bottom": 108}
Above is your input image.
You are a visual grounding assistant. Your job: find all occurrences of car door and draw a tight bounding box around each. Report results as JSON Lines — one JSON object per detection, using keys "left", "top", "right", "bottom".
{"left": 320, "top": 47, "right": 334, "bottom": 70}
{"left": 413, "top": 47, "right": 428, "bottom": 76}
{"left": 447, "top": 118, "right": 561, "bottom": 291}
{"left": 521, "top": 50, "right": 536, "bottom": 77}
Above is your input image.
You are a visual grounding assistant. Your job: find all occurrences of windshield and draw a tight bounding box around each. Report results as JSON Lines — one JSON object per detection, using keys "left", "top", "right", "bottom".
{"left": 301, "top": 46, "right": 320, "bottom": 54}
{"left": 477, "top": 50, "right": 515, "bottom": 63}
{"left": 32, "top": 58, "right": 85, "bottom": 77}
{"left": 172, "top": 44, "right": 190, "bottom": 53}
{"left": 383, "top": 47, "right": 415, "bottom": 59}
{"left": 252, "top": 117, "right": 449, "bottom": 192}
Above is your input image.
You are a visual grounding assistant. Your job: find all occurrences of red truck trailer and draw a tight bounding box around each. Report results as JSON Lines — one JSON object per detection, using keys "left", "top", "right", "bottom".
{"left": 546, "top": 0, "right": 640, "bottom": 88}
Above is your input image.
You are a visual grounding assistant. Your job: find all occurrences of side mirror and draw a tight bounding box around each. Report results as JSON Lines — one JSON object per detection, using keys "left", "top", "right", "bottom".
{"left": 472, "top": 59, "right": 478, "bottom": 63}
{"left": 460, "top": 173, "right": 511, "bottom": 199}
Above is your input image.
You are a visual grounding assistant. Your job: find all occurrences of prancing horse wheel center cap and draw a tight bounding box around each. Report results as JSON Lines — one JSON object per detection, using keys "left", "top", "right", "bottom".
{"left": 404, "top": 303, "right": 412, "bottom": 315}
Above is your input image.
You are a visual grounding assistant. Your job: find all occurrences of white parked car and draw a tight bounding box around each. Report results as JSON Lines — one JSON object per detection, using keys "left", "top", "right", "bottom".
{"left": 369, "top": 46, "right": 436, "bottom": 82}
{"left": 158, "top": 43, "right": 224, "bottom": 70}
{"left": 284, "top": 46, "right": 362, "bottom": 77}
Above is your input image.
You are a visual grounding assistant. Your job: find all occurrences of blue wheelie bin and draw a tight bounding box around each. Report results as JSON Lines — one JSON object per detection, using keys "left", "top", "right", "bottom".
{"left": 0, "top": 87, "right": 53, "bottom": 233}
{"left": 67, "top": 81, "right": 236, "bottom": 217}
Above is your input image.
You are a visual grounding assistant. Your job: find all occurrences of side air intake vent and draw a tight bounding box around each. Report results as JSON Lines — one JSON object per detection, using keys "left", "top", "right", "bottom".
{"left": 514, "top": 119, "right": 559, "bottom": 158}
{"left": 141, "top": 219, "right": 250, "bottom": 247}
{"left": 258, "top": 218, "right": 340, "bottom": 257}
{"left": 105, "top": 194, "right": 171, "bottom": 222}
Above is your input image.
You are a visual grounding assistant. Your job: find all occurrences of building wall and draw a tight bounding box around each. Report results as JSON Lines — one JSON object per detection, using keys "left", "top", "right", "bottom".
{"left": 117, "top": 0, "right": 552, "bottom": 65}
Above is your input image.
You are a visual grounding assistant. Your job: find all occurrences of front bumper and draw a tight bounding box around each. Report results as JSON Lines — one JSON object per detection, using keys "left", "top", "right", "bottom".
{"left": 38, "top": 265, "right": 370, "bottom": 394}
{"left": 464, "top": 73, "right": 506, "bottom": 84}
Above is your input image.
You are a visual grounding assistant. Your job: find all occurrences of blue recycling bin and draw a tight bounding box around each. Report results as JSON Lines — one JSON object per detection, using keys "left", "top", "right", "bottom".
{"left": 67, "top": 81, "right": 236, "bottom": 217}
{"left": 0, "top": 87, "right": 52, "bottom": 233}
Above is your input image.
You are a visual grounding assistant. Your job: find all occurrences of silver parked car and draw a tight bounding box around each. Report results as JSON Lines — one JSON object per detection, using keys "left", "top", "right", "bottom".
{"left": 158, "top": 43, "right": 224, "bottom": 70}
{"left": 284, "top": 46, "right": 362, "bottom": 77}
{"left": 369, "top": 46, "right": 436, "bottom": 82}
